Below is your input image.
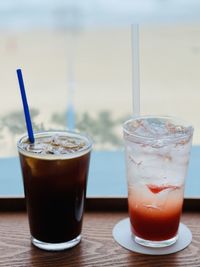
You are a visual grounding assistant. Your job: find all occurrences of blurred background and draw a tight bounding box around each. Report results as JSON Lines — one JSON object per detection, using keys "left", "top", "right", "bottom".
{"left": 1, "top": 0, "right": 200, "bottom": 156}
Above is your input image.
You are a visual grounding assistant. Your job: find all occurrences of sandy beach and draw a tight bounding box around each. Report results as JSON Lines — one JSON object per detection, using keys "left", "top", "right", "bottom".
{"left": 0, "top": 24, "right": 200, "bottom": 156}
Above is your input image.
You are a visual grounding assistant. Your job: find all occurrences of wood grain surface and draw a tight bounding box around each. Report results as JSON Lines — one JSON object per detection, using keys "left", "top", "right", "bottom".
{"left": 0, "top": 211, "right": 199, "bottom": 267}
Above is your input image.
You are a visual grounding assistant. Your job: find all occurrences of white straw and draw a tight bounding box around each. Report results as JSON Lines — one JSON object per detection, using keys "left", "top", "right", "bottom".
{"left": 131, "top": 24, "right": 140, "bottom": 117}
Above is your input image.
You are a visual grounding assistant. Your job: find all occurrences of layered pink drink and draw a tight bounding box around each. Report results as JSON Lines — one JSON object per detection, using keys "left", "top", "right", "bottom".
{"left": 123, "top": 116, "right": 193, "bottom": 247}
{"left": 129, "top": 184, "right": 183, "bottom": 241}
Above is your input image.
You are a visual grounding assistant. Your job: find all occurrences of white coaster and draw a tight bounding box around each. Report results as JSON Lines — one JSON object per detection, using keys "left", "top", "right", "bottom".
{"left": 112, "top": 218, "right": 192, "bottom": 255}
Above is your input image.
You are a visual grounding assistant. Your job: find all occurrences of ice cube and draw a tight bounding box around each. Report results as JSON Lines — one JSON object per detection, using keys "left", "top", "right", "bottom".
{"left": 50, "top": 134, "right": 61, "bottom": 146}
{"left": 26, "top": 143, "right": 43, "bottom": 154}
{"left": 44, "top": 144, "right": 58, "bottom": 155}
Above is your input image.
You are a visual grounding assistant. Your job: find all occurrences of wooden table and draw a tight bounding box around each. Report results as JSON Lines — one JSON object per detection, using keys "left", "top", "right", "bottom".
{"left": 0, "top": 198, "right": 200, "bottom": 267}
{"left": 0, "top": 199, "right": 199, "bottom": 266}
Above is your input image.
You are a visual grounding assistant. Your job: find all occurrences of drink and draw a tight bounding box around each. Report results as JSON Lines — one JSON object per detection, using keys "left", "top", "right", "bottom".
{"left": 128, "top": 184, "right": 183, "bottom": 241}
{"left": 18, "top": 131, "right": 92, "bottom": 251}
{"left": 123, "top": 116, "right": 193, "bottom": 247}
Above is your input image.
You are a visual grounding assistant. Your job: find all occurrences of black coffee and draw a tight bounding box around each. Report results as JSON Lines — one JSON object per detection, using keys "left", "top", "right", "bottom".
{"left": 18, "top": 132, "right": 91, "bottom": 243}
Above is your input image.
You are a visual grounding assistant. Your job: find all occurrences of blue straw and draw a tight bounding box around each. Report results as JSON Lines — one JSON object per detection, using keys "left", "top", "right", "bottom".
{"left": 16, "top": 69, "right": 35, "bottom": 143}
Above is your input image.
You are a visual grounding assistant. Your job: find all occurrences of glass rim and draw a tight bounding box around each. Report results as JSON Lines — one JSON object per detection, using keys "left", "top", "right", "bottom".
{"left": 17, "top": 130, "right": 93, "bottom": 159}
{"left": 123, "top": 115, "right": 194, "bottom": 142}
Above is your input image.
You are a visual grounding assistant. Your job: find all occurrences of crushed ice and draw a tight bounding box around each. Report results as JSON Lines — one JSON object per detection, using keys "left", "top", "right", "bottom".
{"left": 125, "top": 118, "right": 193, "bottom": 146}
{"left": 22, "top": 134, "right": 86, "bottom": 155}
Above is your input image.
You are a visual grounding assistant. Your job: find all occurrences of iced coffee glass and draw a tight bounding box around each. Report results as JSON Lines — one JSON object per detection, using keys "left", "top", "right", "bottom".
{"left": 17, "top": 131, "right": 92, "bottom": 251}
{"left": 123, "top": 116, "right": 193, "bottom": 248}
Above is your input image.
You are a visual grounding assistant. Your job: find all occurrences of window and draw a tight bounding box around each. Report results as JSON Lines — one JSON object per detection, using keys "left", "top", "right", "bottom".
{"left": 0, "top": 2, "right": 199, "bottom": 198}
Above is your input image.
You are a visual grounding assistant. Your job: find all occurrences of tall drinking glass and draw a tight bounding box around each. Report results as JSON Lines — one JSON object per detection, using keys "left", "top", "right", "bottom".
{"left": 123, "top": 116, "right": 193, "bottom": 248}
{"left": 18, "top": 130, "right": 92, "bottom": 251}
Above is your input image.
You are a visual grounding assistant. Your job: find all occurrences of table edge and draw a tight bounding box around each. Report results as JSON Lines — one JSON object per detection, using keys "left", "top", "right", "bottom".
{"left": 0, "top": 196, "right": 199, "bottom": 211}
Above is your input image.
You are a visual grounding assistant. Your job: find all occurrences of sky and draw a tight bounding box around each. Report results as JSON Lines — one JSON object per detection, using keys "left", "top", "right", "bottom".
{"left": 1, "top": 1, "right": 200, "bottom": 30}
